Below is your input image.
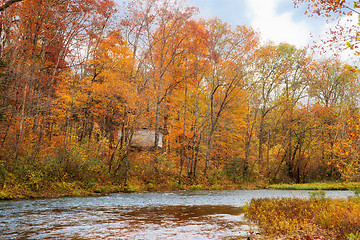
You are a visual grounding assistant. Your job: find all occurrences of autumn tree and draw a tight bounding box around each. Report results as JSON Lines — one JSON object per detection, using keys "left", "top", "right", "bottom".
{"left": 201, "top": 18, "right": 259, "bottom": 174}
{"left": 291, "top": 0, "right": 360, "bottom": 182}
{"left": 267, "top": 45, "right": 311, "bottom": 181}
{"left": 54, "top": 30, "right": 135, "bottom": 180}
{"left": 88, "top": 30, "right": 135, "bottom": 182}
{"left": 308, "top": 59, "right": 360, "bottom": 180}
{"left": 0, "top": 0, "right": 117, "bottom": 182}
{"left": 244, "top": 43, "right": 307, "bottom": 180}
{"left": 266, "top": 57, "right": 359, "bottom": 183}
{"left": 120, "top": 0, "right": 198, "bottom": 150}
{"left": 334, "top": 116, "right": 360, "bottom": 181}
{"left": 163, "top": 20, "right": 209, "bottom": 181}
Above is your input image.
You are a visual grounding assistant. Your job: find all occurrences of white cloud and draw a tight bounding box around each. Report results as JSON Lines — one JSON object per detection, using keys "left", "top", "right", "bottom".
{"left": 245, "top": 0, "right": 311, "bottom": 48}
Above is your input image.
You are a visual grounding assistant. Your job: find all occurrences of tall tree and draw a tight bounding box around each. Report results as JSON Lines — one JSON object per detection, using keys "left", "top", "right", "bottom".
{"left": 308, "top": 59, "right": 360, "bottom": 180}
{"left": 120, "top": 0, "right": 198, "bottom": 149}
{"left": 202, "top": 18, "right": 259, "bottom": 174}
{"left": 163, "top": 20, "right": 209, "bottom": 181}
{"left": 243, "top": 43, "right": 310, "bottom": 180}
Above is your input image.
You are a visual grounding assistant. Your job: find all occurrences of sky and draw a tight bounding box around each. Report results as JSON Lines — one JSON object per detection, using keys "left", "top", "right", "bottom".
{"left": 189, "top": 0, "right": 325, "bottom": 48}
{"left": 117, "top": 0, "right": 358, "bottom": 64}
{"left": 189, "top": 0, "right": 360, "bottom": 65}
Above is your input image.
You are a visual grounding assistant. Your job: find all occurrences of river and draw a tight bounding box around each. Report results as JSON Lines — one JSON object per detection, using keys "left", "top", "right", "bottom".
{"left": 0, "top": 190, "right": 354, "bottom": 239}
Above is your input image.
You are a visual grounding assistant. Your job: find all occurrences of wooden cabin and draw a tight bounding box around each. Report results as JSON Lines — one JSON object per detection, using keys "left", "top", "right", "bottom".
{"left": 131, "top": 129, "right": 163, "bottom": 148}
{"left": 119, "top": 129, "right": 164, "bottom": 149}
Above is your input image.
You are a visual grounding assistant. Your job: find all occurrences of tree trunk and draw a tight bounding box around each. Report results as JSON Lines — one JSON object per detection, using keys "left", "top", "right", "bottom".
{"left": 258, "top": 112, "right": 265, "bottom": 166}
{"left": 179, "top": 82, "right": 188, "bottom": 184}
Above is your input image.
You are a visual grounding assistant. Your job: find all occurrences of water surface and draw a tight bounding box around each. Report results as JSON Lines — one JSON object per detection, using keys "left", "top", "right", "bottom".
{"left": 0, "top": 190, "right": 353, "bottom": 239}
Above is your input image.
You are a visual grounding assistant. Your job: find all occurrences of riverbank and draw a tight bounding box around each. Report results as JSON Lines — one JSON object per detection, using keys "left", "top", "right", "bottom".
{"left": 269, "top": 182, "right": 360, "bottom": 191}
{"left": 1, "top": 179, "right": 359, "bottom": 200}
{"left": 0, "top": 178, "right": 263, "bottom": 200}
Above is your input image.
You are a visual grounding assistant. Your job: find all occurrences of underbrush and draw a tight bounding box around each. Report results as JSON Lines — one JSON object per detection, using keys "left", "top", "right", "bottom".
{"left": 0, "top": 171, "right": 247, "bottom": 200}
{"left": 269, "top": 182, "right": 360, "bottom": 190}
{"left": 245, "top": 193, "right": 360, "bottom": 239}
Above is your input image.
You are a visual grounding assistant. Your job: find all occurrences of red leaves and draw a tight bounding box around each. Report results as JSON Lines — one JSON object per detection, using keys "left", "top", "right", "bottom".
{"left": 294, "top": 0, "right": 350, "bottom": 15}
{"left": 293, "top": 0, "right": 360, "bottom": 57}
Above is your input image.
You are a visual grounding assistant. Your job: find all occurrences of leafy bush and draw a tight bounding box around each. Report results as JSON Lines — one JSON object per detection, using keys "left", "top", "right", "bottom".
{"left": 347, "top": 231, "right": 360, "bottom": 240}
{"left": 190, "top": 184, "right": 203, "bottom": 190}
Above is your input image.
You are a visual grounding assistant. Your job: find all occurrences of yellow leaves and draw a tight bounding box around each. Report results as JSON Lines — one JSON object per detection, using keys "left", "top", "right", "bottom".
{"left": 90, "top": 31, "right": 133, "bottom": 79}
{"left": 331, "top": 115, "right": 360, "bottom": 181}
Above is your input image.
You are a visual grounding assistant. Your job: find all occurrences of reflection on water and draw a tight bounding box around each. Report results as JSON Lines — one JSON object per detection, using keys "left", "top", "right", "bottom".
{"left": 0, "top": 190, "right": 353, "bottom": 239}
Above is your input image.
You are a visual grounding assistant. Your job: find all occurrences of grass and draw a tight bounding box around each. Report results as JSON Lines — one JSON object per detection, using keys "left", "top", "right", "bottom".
{"left": 269, "top": 181, "right": 360, "bottom": 191}
{"left": 2, "top": 179, "right": 360, "bottom": 200}
{"left": 245, "top": 194, "right": 360, "bottom": 239}
{"left": 0, "top": 180, "right": 126, "bottom": 200}
{"left": 0, "top": 178, "right": 241, "bottom": 200}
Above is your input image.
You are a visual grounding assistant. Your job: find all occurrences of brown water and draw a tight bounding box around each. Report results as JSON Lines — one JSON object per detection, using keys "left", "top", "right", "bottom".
{"left": 0, "top": 190, "right": 354, "bottom": 239}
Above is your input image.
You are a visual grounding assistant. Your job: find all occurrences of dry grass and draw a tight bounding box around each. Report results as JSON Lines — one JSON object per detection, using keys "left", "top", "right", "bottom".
{"left": 245, "top": 193, "right": 360, "bottom": 239}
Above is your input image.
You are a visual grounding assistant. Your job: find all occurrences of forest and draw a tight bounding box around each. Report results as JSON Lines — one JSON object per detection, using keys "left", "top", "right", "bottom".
{"left": 0, "top": 0, "right": 359, "bottom": 198}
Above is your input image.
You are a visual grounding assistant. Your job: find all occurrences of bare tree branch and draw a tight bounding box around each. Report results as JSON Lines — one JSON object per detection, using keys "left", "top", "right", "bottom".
{"left": 0, "top": 0, "right": 23, "bottom": 12}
